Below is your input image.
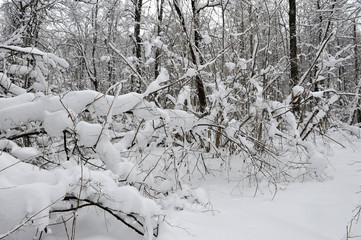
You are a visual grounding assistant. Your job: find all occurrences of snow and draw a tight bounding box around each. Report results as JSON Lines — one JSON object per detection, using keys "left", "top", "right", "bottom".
{"left": 107, "top": 185, "right": 161, "bottom": 216}
{"left": 0, "top": 45, "right": 69, "bottom": 68}
{"left": 0, "top": 72, "right": 27, "bottom": 95}
{"left": 143, "top": 41, "right": 152, "bottom": 58}
{"left": 43, "top": 110, "right": 73, "bottom": 137}
{"left": 144, "top": 57, "right": 155, "bottom": 66}
{"left": 185, "top": 68, "right": 197, "bottom": 77}
{"left": 238, "top": 58, "right": 247, "bottom": 70}
{"left": 0, "top": 92, "right": 34, "bottom": 109}
{"left": 144, "top": 67, "right": 169, "bottom": 96}
{"left": 0, "top": 153, "right": 70, "bottom": 238}
{"left": 202, "top": 34, "right": 212, "bottom": 45}
{"left": 7, "top": 64, "right": 33, "bottom": 75}
{"left": 298, "top": 140, "right": 329, "bottom": 176}
{"left": 0, "top": 151, "right": 162, "bottom": 240}
{"left": 76, "top": 121, "right": 103, "bottom": 147}
{"left": 11, "top": 146, "right": 40, "bottom": 160}
{"left": 225, "top": 62, "right": 236, "bottom": 71}
{"left": 160, "top": 137, "right": 361, "bottom": 240}
{"left": 1, "top": 110, "right": 361, "bottom": 240}
{"left": 0, "top": 74, "right": 360, "bottom": 240}
{"left": 176, "top": 86, "right": 193, "bottom": 111}
{"left": 0, "top": 139, "right": 40, "bottom": 160}
{"left": 1, "top": 3, "right": 360, "bottom": 240}
{"left": 311, "top": 91, "right": 324, "bottom": 98}
{"left": 0, "top": 90, "right": 145, "bottom": 131}
{"left": 192, "top": 187, "right": 209, "bottom": 205}
{"left": 100, "top": 55, "right": 111, "bottom": 62}
{"left": 292, "top": 85, "right": 304, "bottom": 96}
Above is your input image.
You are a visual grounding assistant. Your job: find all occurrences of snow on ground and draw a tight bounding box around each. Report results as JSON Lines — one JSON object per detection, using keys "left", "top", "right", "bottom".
{"left": 158, "top": 136, "right": 361, "bottom": 240}
{"left": 1, "top": 135, "right": 361, "bottom": 240}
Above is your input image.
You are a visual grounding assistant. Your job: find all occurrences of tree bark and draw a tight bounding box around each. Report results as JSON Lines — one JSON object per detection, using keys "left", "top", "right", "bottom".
{"left": 352, "top": 18, "right": 361, "bottom": 124}
{"left": 173, "top": 0, "right": 207, "bottom": 113}
{"left": 289, "top": 0, "right": 299, "bottom": 89}
{"left": 248, "top": 5, "right": 253, "bottom": 60}
{"left": 132, "top": 0, "right": 143, "bottom": 93}
{"left": 155, "top": 0, "right": 164, "bottom": 78}
{"left": 91, "top": 0, "right": 99, "bottom": 91}
{"left": 191, "top": 0, "right": 207, "bottom": 113}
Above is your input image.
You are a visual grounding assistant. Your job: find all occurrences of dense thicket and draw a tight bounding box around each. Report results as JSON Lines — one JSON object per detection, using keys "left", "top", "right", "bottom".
{"left": 0, "top": 0, "right": 360, "bottom": 239}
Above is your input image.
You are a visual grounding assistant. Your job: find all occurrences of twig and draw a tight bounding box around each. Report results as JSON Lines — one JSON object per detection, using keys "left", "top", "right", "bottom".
{"left": 108, "top": 43, "right": 146, "bottom": 87}
{"left": 61, "top": 216, "right": 71, "bottom": 240}
{"left": 52, "top": 197, "right": 156, "bottom": 237}
{"left": 0, "top": 195, "right": 65, "bottom": 239}
{"left": 298, "top": 33, "right": 334, "bottom": 86}
{"left": 2, "top": 128, "right": 45, "bottom": 140}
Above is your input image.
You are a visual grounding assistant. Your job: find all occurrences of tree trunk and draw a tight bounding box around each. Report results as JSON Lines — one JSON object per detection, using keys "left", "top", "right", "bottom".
{"left": 352, "top": 18, "right": 361, "bottom": 124}
{"left": 248, "top": 5, "right": 253, "bottom": 60}
{"left": 132, "top": 0, "right": 143, "bottom": 93}
{"left": 289, "top": 0, "right": 299, "bottom": 89}
{"left": 155, "top": 0, "right": 164, "bottom": 78}
{"left": 191, "top": 0, "right": 207, "bottom": 113}
{"left": 91, "top": 0, "right": 99, "bottom": 91}
{"left": 105, "top": 1, "right": 117, "bottom": 88}
{"left": 173, "top": 0, "right": 207, "bottom": 113}
{"left": 354, "top": 19, "right": 359, "bottom": 86}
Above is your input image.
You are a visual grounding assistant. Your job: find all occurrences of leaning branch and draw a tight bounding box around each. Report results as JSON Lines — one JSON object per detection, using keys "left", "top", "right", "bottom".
{"left": 1, "top": 128, "right": 45, "bottom": 140}
{"left": 108, "top": 42, "right": 147, "bottom": 87}
{"left": 0, "top": 195, "right": 64, "bottom": 240}
{"left": 298, "top": 33, "right": 334, "bottom": 86}
{"left": 52, "top": 196, "right": 159, "bottom": 237}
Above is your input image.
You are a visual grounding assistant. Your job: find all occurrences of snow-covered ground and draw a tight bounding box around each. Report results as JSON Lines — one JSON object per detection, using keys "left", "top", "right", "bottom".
{"left": 1, "top": 135, "right": 361, "bottom": 240}
{"left": 159, "top": 137, "right": 361, "bottom": 240}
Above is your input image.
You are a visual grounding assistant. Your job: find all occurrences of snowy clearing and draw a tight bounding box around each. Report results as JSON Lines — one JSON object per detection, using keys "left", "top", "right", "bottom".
{"left": 160, "top": 139, "right": 361, "bottom": 240}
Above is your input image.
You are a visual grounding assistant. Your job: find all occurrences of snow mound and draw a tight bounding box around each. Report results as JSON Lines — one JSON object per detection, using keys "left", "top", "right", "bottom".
{"left": 43, "top": 110, "right": 73, "bottom": 137}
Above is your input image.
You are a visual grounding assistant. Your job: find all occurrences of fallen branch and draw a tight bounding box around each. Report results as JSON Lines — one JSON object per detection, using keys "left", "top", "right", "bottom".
{"left": 52, "top": 196, "right": 159, "bottom": 237}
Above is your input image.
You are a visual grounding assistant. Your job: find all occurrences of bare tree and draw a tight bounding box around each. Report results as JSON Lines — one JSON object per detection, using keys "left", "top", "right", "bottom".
{"left": 155, "top": 0, "right": 164, "bottom": 78}
{"left": 289, "top": 0, "right": 299, "bottom": 89}
{"left": 131, "top": 0, "right": 143, "bottom": 93}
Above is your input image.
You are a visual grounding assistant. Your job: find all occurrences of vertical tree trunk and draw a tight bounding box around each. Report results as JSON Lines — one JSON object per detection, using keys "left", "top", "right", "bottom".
{"left": 105, "top": 1, "right": 117, "bottom": 88}
{"left": 132, "top": 0, "right": 143, "bottom": 93}
{"left": 91, "top": 0, "right": 99, "bottom": 91}
{"left": 354, "top": 19, "right": 359, "bottom": 85}
{"left": 134, "top": 0, "right": 142, "bottom": 63}
{"left": 240, "top": 3, "right": 245, "bottom": 58}
{"left": 313, "top": 0, "right": 322, "bottom": 92}
{"left": 289, "top": 0, "right": 299, "bottom": 89}
{"left": 248, "top": 5, "right": 253, "bottom": 60}
{"left": 352, "top": 18, "right": 361, "bottom": 124}
{"left": 173, "top": 0, "right": 207, "bottom": 113}
{"left": 191, "top": 0, "right": 207, "bottom": 113}
{"left": 192, "top": 0, "right": 203, "bottom": 64}
{"left": 155, "top": 0, "right": 164, "bottom": 78}
{"left": 221, "top": 0, "right": 226, "bottom": 82}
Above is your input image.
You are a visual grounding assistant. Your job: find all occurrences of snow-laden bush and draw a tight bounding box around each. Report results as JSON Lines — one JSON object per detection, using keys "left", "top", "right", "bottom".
{"left": 0, "top": 49, "right": 168, "bottom": 239}
{"left": 0, "top": 41, "right": 346, "bottom": 240}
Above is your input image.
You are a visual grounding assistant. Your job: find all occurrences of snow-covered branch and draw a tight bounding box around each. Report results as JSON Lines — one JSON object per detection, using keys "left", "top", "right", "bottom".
{"left": 197, "top": 0, "right": 226, "bottom": 12}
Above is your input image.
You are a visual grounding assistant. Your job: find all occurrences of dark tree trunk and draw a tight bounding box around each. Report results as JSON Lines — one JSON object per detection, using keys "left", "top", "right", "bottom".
{"left": 134, "top": 0, "right": 142, "bottom": 62}
{"left": 132, "top": 0, "right": 143, "bottom": 93}
{"left": 191, "top": 0, "right": 207, "bottom": 113}
{"left": 155, "top": 0, "right": 164, "bottom": 78}
{"left": 173, "top": 0, "right": 207, "bottom": 113}
{"left": 354, "top": 19, "right": 359, "bottom": 85}
{"left": 289, "top": 0, "right": 299, "bottom": 89}
{"left": 91, "top": 0, "right": 99, "bottom": 91}
{"left": 352, "top": 18, "right": 361, "bottom": 124}
{"left": 248, "top": 5, "right": 253, "bottom": 60}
